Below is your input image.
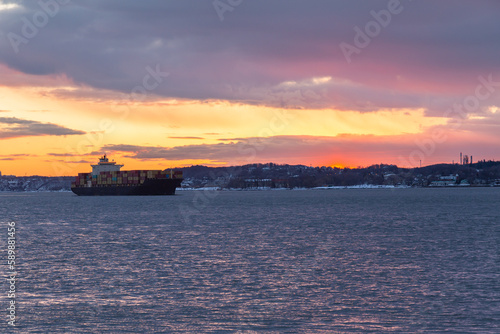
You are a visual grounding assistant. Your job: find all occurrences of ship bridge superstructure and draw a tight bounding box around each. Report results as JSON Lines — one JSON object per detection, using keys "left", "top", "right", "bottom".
{"left": 91, "top": 154, "right": 124, "bottom": 176}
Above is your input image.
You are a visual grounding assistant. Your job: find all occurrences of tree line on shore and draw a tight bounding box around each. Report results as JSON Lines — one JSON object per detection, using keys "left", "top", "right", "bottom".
{"left": 181, "top": 160, "right": 500, "bottom": 189}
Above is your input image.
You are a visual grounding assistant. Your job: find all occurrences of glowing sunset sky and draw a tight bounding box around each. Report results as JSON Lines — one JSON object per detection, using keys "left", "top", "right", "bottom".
{"left": 0, "top": 0, "right": 499, "bottom": 176}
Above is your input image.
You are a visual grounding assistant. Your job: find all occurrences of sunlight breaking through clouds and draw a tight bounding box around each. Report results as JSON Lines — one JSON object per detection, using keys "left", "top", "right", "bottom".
{"left": 0, "top": 2, "right": 20, "bottom": 11}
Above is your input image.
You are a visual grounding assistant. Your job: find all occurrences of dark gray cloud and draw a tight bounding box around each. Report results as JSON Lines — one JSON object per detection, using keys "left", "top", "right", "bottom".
{"left": 101, "top": 143, "right": 237, "bottom": 162}
{"left": 0, "top": 0, "right": 499, "bottom": 113}
{"left": 0, "top": 116, "right": 85, "bottom": 139}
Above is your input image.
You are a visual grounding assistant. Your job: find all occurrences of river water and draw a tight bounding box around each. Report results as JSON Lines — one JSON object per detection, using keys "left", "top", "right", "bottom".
{"left": 0, "top": 188, "right": 498, "bottom": 333}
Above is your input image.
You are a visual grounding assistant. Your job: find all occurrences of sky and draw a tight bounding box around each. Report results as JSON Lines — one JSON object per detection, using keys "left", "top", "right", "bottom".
{"left": 0, "top": 0, "right": 499, "bottom": 176}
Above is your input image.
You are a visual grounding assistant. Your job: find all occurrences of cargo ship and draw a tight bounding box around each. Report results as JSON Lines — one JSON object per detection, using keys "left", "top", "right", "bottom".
{"left": 71, "top": 155, "right": 183, "bottom": 196}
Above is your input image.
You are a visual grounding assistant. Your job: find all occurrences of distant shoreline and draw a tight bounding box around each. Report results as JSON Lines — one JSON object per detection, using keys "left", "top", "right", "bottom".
{"left": 2, "top": 185, "right": 500, "bottom": 194}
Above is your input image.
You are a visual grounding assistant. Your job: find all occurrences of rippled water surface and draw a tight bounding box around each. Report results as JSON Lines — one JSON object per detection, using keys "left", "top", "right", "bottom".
{"left": 0, "top": 188, "right": 499, "bottom": 333}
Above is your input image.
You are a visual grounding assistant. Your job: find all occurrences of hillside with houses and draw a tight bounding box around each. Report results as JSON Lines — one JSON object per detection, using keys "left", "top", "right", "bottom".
{"left": 2, "top": 161, "right": 500, "bottom": 192}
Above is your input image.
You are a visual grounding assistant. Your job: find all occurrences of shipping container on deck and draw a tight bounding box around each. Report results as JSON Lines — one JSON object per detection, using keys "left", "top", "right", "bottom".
{"left": 72, "top": 160, "right": 183, "bottom": 195}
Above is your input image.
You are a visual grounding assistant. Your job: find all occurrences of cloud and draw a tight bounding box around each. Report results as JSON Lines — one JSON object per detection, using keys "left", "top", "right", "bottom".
{"left": 101, "top": 127, "right": 500, "bottom": 167}
{"left": 63, "top": 160, "right": 93, "bottom": 164}
{"left": 1, "top": 153, "right": 34, "bottom": 157}
{"left": 0, "top": 117, "right": 85, "bottom": 139}
{"left": 0, "top": 153, "right": 34, "bottom": 160}
{"left": 101, "top": 143, "right": 237, "bottom": 162}
{"left": 168, "top": 136, "right": 204, "bottom": 140}
{"left": 0, "top": 3, "right": 19, "bottom": 11}
{"left": 47, "top": 153, "right": 92, "bottom": 157}
{"left": 0, "top": 1, "right": 499, "bottom": 114}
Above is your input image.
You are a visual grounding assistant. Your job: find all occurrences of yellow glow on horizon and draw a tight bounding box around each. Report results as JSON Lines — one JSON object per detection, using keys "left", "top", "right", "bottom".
{"left": 330, "top": 164, "right": 346, "bottom": 169}
{"left": 0, "top": 71, "right": 447, "bottom": 176}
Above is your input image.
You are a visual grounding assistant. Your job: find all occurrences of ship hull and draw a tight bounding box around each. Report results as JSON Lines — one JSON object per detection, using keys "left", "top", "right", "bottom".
{"left": 71, "top": 178, "right": 183, "bottom": 196}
